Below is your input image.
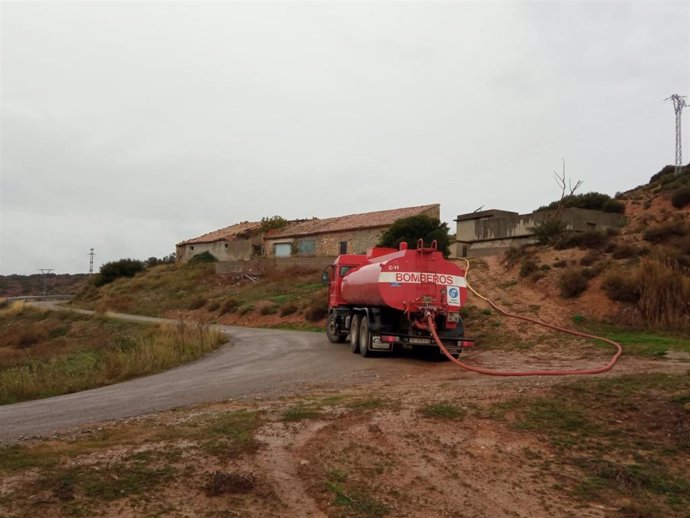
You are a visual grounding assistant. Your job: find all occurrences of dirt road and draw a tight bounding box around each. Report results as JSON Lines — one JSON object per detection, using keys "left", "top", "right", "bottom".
{"left": 0, "top": 307, "right": 434, "bottom": 444}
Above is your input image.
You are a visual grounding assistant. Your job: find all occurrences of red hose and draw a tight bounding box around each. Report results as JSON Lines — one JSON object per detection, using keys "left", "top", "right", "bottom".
{"left": 428, "top": 260, "right": 623, "bottom": 376}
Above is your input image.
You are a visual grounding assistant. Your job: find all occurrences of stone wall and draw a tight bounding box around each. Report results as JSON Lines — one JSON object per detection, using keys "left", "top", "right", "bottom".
{"left": 176, "top": 239, "right": 253, "bottom": 263}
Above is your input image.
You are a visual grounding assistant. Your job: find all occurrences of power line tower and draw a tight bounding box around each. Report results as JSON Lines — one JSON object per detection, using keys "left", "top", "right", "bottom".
{"left": 667, "top": 94, "right": 687, "bottom": 175}
{"left": 37, "top": 268, "right": 55, "bottom": 296}
{"left": 88, "top": 248, "right": 95, "bottom": 275}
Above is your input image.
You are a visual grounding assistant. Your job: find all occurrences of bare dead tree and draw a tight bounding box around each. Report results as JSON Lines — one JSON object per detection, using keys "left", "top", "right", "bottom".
{"left": 553, "top": 159, "right": 583, "bottom": 215}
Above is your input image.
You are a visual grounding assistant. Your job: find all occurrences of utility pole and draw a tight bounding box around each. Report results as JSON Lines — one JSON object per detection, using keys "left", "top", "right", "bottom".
{"left": 667, "top": 94, "right": 687, "bottom": 175}
{"left": 37, "top": 268, "right": 55, "bottom": 296}
{"left": 88, "top": 248, "right": 95, "bottom": 275}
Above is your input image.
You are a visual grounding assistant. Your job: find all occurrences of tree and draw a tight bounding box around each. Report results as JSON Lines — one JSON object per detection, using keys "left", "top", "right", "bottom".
{"left": 378, "top": 215, "right": 452, "bottom": 257}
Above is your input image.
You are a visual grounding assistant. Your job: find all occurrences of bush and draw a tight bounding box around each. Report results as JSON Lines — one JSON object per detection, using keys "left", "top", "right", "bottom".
{"left": 671, "top": 186, "right": 690, "bottom": 209}
{"left": 536, "top": 192, "right": 625, "bottom": 213}
{"left": 259, "top": 304, "right": 278, "bottom": 315}
{"left": 602, "top": 273, "right": 640, "bottom": 303}
{"left": 279, "top": 304, "right": 299, "bottom": 317}
{"left": 553, "top": 260, "right": 568, "bottom": 268}
{"left": 519, "top": 258, "right": 539, "bottom": 277}
{"left": 187, "top": 251, "right": 218, "bottom": 265}
{"left": 611, "top": 244, "right": 646, "bottom": 260}
{"left": 188, "top": 297, "right": 207, "bottom": 310}
{"left": 579, "top": 252, "right": 599, "bottom": 266}
{"left": 237, "top": 304, "right": 254, "bottom": 316}
{"left": 503, "top": 247, "right": 522, "bottom": 267}
{"left": 530, "top": 219, "right": 567, "bottom": 245}
{"left": 207, "top": 301, "right": 220, "bottom": 312}
{"left": 559, "top": 269, "right": 589, "bottom": 298}
{"left": 642, "top": 221, "right": 688, "bottom": 243}
{"left": 555, "top": 230, "right": 609, "bottom": 250}
{"left": 220, "top": 298, "right": 239, "bottom": 315}
{"left": 94, "top": 258, "right": 145, "bottom": 286}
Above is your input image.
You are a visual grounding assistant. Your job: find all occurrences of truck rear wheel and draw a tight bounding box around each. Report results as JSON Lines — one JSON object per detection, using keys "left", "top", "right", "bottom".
{"left": 349, "top": 314, "right": 361, "bottom": 353}
{"left": 326, "top": 312, "right": 346, "bottom": 343}
{"left": 359, "top": 316, "right": 372, "bottom": 358}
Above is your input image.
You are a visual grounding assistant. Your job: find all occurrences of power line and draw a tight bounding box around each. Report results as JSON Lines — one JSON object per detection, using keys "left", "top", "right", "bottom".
{"left": 37, "top": 268, "right": 54, "bottom": 296}
{"left": 666, "top": 94, "right": 687, "bottom": 175}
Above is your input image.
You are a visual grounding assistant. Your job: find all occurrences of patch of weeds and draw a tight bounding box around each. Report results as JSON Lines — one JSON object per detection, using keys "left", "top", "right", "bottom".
{"left": 200, "top": 410, "right": 262, "bottom": 459}
{"left": 205, "top": 470, "right": 256, "bottom": 496}
{"left": 326, "top": 470, "right": 390, "bottom": 517}
{"left": 571, "top": 314, "right": 585, "bottom": 325}
{"left": 347, "top": 398, "right": 389, "bottom": 411}
{"left": 237, "top": 303, "right": 254, "bottom": 316}
{"left": 0, "top": 444, "right": 62, "bottom": 472}
{"left": 282, "top": 404, "right": 322, "bottom": 422}
{"left": 420, "top": 401, "right": 466, "bottom": 420}
{"left": 575, "top": 458, "right": 690, "bottom": 497}
{"left": 259, "top": 304, "right": 278, "bottom": 315}
{"left": 279, "top": 304, "right": 299, "bottom": 317}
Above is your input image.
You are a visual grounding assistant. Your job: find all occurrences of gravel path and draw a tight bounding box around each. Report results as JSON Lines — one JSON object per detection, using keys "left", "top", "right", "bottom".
{"left": 0, "top": 307, "right": 419, "bottom": 443}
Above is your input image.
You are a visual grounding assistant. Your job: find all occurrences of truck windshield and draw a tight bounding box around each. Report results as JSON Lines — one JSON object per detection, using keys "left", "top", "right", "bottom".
{"left": 339, "top": 266, "right": 353, "bottom": 277}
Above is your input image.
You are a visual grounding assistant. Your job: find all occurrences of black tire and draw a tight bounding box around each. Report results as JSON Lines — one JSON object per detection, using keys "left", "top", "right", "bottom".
{"left": 359, "top": 316, "right": 372, "bottom": 358}
{"left": 350, "top": 314, "right": 361, "bottom": 353}
{"left": 326, "top": 312, "right": 346, "bottom": 343}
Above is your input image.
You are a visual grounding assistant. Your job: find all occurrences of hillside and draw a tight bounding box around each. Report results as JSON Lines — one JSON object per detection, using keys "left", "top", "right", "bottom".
{"left": 72, "top": 165, "right": 690, "bottom": 343}
{"left": 0, "top": 274, "right": 88, "bottom": 298}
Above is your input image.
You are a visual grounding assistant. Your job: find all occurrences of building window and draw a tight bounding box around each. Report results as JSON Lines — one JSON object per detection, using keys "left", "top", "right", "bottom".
{"left": 224, "top": 243, "right": 229, "bottom": 248}
{"left": 190, "top": 246, "right": 194, "bottom": 250}
{"left": 274, "top": 243, "right": 292, "bottom": 257}
{"left": 587, "top": 222, "right": 596, "bottom": 230}
{"left": 298, "top": 240, "right": 316, "bottom": 255}
{"left": 339, "top": 241, "right": 348, "bottom": 254}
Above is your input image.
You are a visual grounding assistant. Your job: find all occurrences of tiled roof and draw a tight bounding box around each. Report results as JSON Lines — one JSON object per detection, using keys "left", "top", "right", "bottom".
{"left": 266, "top": 204, "right": 439, "bottom": 239}
{"left": 177, "top": 221, "right": 262, "bottom": 245}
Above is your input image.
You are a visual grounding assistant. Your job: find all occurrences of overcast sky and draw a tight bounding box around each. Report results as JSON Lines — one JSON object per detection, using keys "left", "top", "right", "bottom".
{"left": 1, "top": 0, "right": 688, "bottom": 275}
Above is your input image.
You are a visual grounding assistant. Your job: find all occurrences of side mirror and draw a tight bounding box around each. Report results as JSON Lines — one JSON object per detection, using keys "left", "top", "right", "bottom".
{"left": 322, "top": 270, "right": 330, "bottom": 285}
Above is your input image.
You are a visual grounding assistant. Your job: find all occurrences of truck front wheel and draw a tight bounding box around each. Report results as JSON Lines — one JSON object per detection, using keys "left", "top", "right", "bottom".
{"left": 350, "top": 314, "right": 361, "bottom": 353}
{"left": 326, "top": 312, "right": 346, "bottom": 343}
{"left": 359, "top": 316, "right": 372, "bottom": 358}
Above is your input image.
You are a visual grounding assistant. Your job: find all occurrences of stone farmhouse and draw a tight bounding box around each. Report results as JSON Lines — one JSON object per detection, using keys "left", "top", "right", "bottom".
{"left": 176, "top": 204, "right": 440, "bottom": 264}
{"left": 454, "top": 207, "right": 626, "bottom": 257}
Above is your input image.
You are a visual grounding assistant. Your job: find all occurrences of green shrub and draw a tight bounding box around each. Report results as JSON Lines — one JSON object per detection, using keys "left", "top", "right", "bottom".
{"left": 279, "top": 304, "right": 299, "bottom": 317}
{"left": 611, "top": 244, "right": 646, "bottom": 260}
{"left": 642, "top": 221, "right": 688, "bottom": 243}
{"left": 671, "top": 186, "right": 690, "bottom": 209}
{"left": 259, "top": 304, "right": 278, "bottom": 315}
{"left": 530, "top": 219, "right": 567, "bottom": 245}
{"left": 94, "top": 259, "right": 145, "bottom": 286}
{"left": 536, "top": 192, "right": 625, "bottom": 213}
{"left": 220, "top": 298, "right": 239, "bottom": 315}
{"left": 237, "top": 304, "right": 254, "bottom": 316}
{"left": 559, "top": 269, "right": 589, "bottom": 298}
{"left": 602, "top": 273, "right": 640, "bottom": 303}
{"left": 555, "top": 230, "right": 609, "bottom": 250}
{"left": 207, "top": 301, "right": 220, "bottom": 312}
{"left": 188, "top": 297, "right": 207, "bottom": 310}
{"left": 503, "top": 247, "right": 522, "bottom": 267}
{"left": 187, "top": 251, "right": 218, "bottom": 265}
{"left": 579, "top": 252, "right": 599, "bottom": 266}
{"left": 519, "top": 258, "right": 539, "bottom": 277}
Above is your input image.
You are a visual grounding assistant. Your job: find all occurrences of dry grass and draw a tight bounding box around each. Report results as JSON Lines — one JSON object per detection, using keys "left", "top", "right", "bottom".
{"left": 637, "top": 258, "right": 690, "bottom": 329}
{"left": 0, "top": 304, "right": 225, "bottom": 404}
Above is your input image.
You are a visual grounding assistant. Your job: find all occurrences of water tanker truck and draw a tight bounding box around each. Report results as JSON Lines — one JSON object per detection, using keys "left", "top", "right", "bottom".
{"left": 322, "top": 240, "right": 472, "bottom": 358}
